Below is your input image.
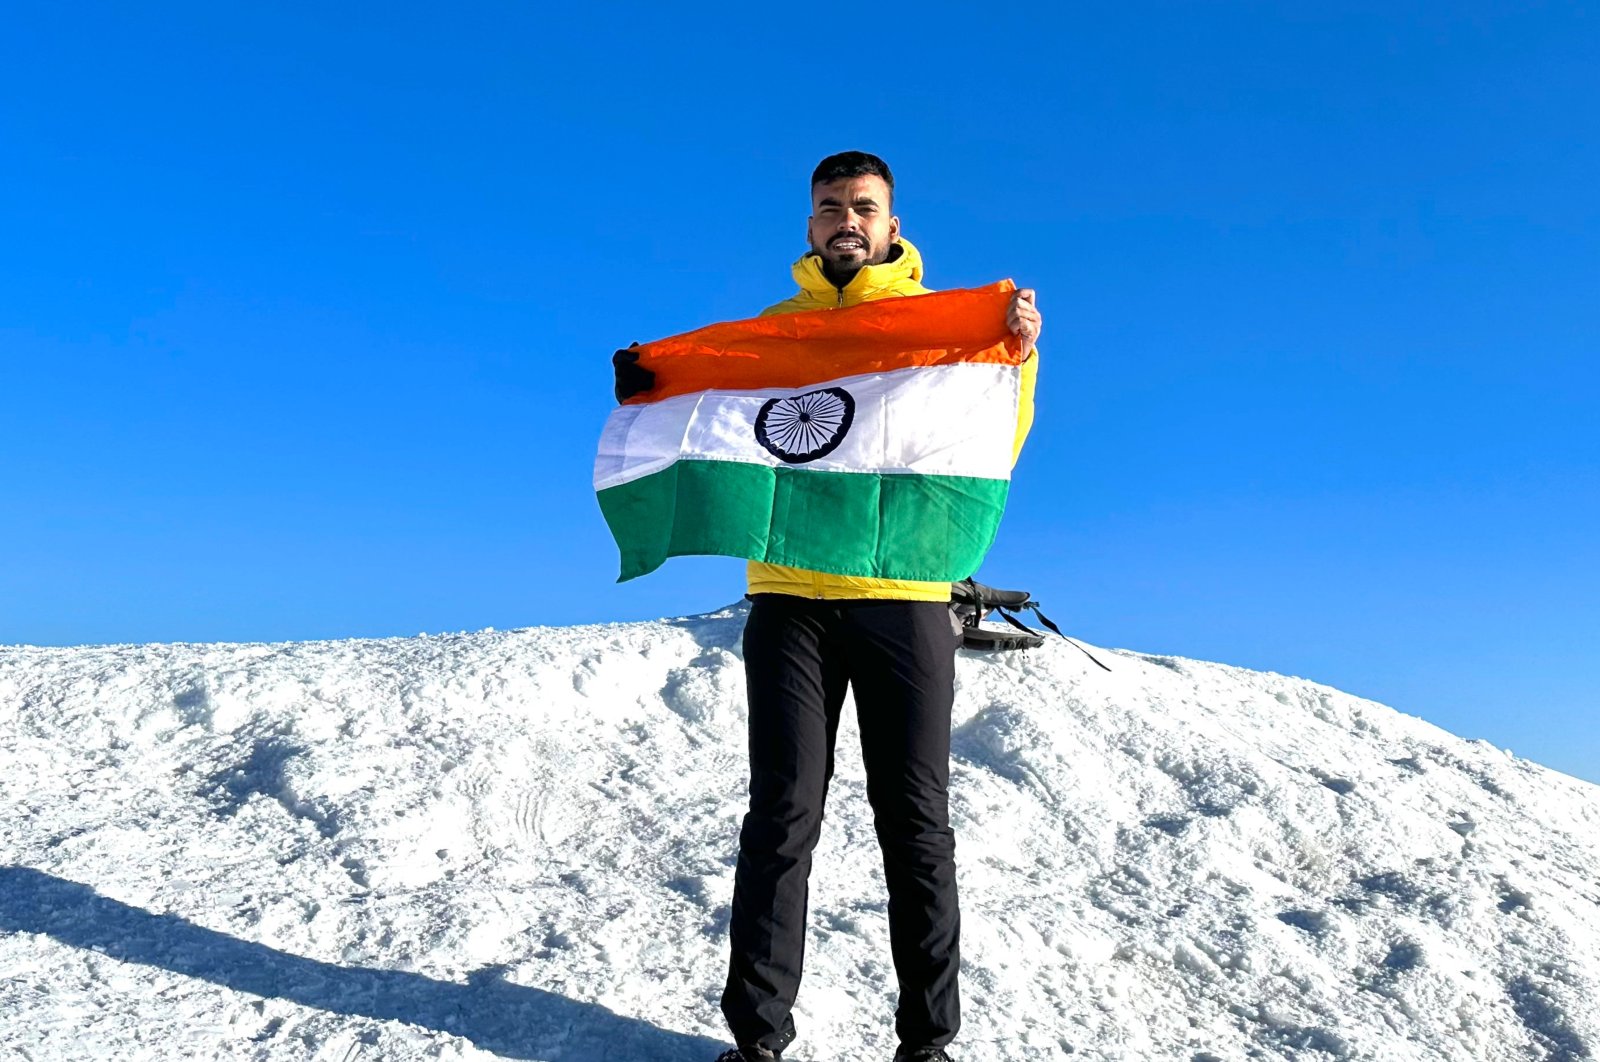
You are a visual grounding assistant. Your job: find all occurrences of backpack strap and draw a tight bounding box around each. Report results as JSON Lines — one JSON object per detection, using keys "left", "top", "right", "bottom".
{"left": 995, "top": 602, "right": 1114, "bottom": 673}
{"left": 1034, "top": 609, "right": 1112, "bottom": 672}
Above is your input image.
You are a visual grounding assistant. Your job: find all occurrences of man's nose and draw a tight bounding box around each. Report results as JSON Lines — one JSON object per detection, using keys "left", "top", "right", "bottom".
{"left": 836, "top": 211, "right": 862, "bottom": 231}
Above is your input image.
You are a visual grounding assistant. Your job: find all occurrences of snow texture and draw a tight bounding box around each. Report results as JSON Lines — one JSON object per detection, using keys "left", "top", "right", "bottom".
{"left": 2, "top": 604, "right": 1598, "bottom": 1061}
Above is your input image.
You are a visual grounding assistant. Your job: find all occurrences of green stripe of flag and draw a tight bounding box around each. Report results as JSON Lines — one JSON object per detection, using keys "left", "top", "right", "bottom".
{"left": 596, "top": 460, "right": 1011, "bottom": 583}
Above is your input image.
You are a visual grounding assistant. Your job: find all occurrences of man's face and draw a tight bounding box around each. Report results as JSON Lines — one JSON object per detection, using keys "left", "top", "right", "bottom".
{"left": 807, "top": 175, "right": 900, "bottom": 273}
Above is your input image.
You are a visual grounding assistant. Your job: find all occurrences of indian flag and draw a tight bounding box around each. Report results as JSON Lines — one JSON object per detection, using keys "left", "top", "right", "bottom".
{"left": 594, "top": 281, "right": 1029, "bottom": 582}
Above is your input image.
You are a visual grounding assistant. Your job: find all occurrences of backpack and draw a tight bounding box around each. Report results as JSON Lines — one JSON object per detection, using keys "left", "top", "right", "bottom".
{"left": 950, "top": 578, "right": 1112, "bottom": 671}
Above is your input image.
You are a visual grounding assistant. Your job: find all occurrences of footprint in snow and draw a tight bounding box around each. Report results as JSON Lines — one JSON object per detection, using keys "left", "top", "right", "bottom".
{"left": 1276, "top": 908, "right": 1332, "bottom": 937}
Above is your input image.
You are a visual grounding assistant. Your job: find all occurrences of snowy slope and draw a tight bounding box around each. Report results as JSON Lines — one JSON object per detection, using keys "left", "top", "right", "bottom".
{"left": 2, "top": 605, "right": 1597, "bottom": 1062}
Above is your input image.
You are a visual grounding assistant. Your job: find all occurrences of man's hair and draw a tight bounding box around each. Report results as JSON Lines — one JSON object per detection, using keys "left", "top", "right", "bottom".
{"left": 810, "top": 151, "right": 894, "bottom": 205}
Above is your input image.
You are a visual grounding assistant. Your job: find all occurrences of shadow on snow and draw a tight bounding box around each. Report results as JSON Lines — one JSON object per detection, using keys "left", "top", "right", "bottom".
{"left": 0, "top": 865, "right": 723, "bottom": 1061}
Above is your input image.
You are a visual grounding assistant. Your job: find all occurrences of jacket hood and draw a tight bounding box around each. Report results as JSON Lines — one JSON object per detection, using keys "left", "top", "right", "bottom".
{"left": 790, "top": 237, "right": 925, "bottom": 302}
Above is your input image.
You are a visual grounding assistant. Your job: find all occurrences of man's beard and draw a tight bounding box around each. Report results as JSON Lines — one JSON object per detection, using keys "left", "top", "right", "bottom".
{"left": 814, "top": 234, "right": 892, "bottom": 283}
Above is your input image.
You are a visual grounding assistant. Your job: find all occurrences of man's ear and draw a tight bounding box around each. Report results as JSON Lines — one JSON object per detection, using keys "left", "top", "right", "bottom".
{"left": 805, "top": 215, "right": 816, "bottom": 249}
{"left": 888, "top": 215, "right": 901, "bottom": 243}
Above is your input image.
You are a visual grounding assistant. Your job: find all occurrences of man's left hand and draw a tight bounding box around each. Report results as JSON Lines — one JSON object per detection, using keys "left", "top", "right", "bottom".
{"left": 1007, "top": 288, "right": 1042, "bottom": 352}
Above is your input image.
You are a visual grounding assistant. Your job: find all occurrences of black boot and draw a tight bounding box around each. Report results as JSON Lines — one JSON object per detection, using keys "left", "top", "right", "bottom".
{"left": 716, "top": 1045, "right": 781, "bottom": 1062}
{"left": 893, "top": 1049, "right": 952, "bottom": 1062}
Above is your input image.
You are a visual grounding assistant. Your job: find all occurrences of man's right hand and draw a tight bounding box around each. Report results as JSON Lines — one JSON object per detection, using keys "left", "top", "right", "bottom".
{"left": 613, "top": 345, "right": 655, "bottom": 403}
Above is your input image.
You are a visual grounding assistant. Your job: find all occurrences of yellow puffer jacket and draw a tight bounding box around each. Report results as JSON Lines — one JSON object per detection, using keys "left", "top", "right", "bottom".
{"left": 746, "top": 236, "right": 1038, "bottom": 600}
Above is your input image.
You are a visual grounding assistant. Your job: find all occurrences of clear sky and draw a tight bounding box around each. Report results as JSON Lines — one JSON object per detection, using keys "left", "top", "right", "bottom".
{"left": 3, "top": 4, "right": 1596, "bottom": 782}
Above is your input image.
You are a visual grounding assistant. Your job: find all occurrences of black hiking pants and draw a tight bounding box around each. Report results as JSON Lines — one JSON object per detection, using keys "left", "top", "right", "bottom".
{"left": 722, "top": 594, "right": 961, "bottom": 1054}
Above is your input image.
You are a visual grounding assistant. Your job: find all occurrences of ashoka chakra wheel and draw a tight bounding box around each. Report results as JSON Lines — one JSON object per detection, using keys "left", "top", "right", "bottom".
{"left": 754, "top": 387, "right": 856, "bottom": 464}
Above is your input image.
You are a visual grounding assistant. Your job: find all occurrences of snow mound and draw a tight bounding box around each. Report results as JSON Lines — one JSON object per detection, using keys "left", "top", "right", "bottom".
{"left": 2, "top": 606, "right": 1597, "bottom": 1061}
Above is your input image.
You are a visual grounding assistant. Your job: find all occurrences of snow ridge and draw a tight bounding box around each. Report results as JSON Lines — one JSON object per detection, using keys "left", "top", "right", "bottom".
{"left": 2, "top": 606, "right": 1597, "bottom": 1061}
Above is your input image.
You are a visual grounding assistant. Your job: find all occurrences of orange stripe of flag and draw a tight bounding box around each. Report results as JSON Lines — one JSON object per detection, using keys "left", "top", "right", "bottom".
{"left": 626, "top": 280, "right": 1025, "bottom": 404}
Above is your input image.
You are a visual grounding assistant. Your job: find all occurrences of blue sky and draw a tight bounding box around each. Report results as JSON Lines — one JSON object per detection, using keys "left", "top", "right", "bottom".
{"left": 3, "top": 4, "right": 1596, "bottom": 781}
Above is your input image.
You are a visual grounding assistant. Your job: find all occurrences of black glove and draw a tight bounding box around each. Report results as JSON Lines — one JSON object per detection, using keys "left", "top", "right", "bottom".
{"left": 612, "top": 345, "right": 655, "bottom": 403}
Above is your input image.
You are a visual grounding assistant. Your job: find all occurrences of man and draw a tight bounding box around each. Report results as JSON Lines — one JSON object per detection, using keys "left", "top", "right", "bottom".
{"left": 617, "top": 152, "right": 1040, "bottom": 1062}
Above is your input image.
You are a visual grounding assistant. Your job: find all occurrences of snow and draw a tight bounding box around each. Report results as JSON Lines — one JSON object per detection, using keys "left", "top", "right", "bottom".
{"left": 2, "top": 604, "right": 1598, "bottom": 1061}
